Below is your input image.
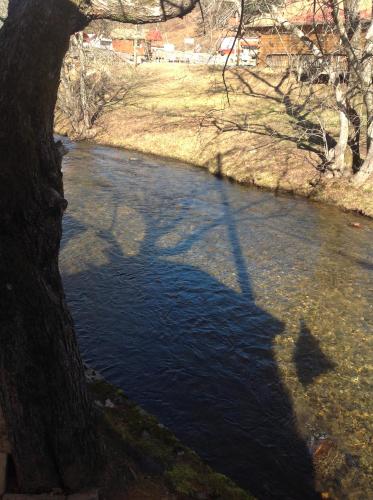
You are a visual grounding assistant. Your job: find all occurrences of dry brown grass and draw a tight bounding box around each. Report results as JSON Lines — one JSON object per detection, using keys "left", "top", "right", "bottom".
{"left": 82, "top": 63, "right": 372, "bottom": 216}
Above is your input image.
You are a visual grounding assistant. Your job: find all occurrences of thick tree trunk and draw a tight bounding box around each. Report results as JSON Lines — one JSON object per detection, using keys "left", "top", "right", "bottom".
{"left": 0, "top": 0, "right": 197, "bottom": 492}
{"left": 0, "top": 2, "right": 103, "bottom": 492}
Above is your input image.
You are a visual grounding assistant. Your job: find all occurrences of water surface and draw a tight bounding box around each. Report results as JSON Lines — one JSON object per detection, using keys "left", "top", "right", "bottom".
{"left": 60, "top": 140, "right": 373, "bottom": 499}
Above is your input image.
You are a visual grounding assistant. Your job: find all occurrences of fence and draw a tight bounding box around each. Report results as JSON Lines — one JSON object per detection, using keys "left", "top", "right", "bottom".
{"left": 151, "top": 48, "right": 257, "bottom": 67}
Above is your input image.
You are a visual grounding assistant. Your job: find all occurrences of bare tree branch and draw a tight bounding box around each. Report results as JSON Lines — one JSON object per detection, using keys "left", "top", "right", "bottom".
{"left": 77, "top": 0, "right": 199, "bottom": 24}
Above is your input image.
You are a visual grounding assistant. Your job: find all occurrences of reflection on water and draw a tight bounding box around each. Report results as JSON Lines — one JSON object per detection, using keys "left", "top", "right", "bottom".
{"left": 60, "top": 139, "right": 373, "bottom": 499}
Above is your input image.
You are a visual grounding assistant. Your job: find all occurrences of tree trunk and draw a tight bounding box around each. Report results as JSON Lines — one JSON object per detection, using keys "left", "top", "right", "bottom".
{"left": 361, "top": 21, "right": 373, "bottom": 153}
{"left": 0, "top": 1, "right": 104, "bottom": 492}
{"left": 76, "top": 33, "right": 92, "bottom": 132}
{"left": 338, "top": 0, "right": 363, "bottom": 172}
{"left": 353, "top": 123, "right": 373, "bottom": 185}
{"left": 346, "top": 102, "right": 362, "bottom": 172}
{"left": 327, "top": 84, "right": 350, "bottom": 175}
{"left": 352, "top": 19, "right": 373, "bottom": 184}
{"left": 0, "top": 0, "right": 197, "bottom": 492}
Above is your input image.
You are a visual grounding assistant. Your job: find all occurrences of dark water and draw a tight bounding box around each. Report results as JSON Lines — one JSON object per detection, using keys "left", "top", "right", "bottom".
{"left": 60, "top": 139, "right": 373, "bottom": 499}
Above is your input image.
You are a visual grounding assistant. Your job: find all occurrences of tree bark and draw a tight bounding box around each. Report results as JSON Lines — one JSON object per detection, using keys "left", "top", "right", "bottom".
{"left": 327, "top": 84, "right": 350, "bottom": 175}
{"left": 346, "top": 101, "right": 362, "bottom": 172}
{"left": 352, "top": 18, "right": 373, "bottom": 184}
{"left": 0, "top": 0, "right": 197, "bottom": 492}
{"left": 361, "top": 20, "right": 373, "bottom": 152}
{"left": 353, "top": 122, "right": 373, "bottom": 185}
{"left": 0, "top": 1, "right": 103, "bottom": 492}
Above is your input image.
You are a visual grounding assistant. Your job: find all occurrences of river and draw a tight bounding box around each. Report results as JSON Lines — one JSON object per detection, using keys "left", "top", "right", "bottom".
{"left": 60, "top": 139, "right": 373, "bottom": 499}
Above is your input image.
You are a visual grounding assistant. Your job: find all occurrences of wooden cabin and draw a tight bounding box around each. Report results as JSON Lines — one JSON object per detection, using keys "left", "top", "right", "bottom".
{"left": 245, "top": 0, "right": 371, "bottom": 74}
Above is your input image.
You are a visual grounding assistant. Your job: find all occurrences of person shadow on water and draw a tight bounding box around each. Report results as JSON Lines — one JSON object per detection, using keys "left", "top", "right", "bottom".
{"left": 61, "top": 153, "right": 323, "bottom": 500}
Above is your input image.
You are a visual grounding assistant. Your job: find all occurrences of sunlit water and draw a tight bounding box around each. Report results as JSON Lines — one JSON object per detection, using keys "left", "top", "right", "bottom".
{"left": 60, "top": 139, "right": 373, "bottom": 499}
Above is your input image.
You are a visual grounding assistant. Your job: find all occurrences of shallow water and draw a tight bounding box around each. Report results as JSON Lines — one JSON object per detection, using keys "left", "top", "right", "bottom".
{"left": 60, "top": 139, "right": 373, "bottom": 499}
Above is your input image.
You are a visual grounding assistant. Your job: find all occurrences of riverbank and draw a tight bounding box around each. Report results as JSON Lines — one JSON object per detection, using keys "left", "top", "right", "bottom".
{"left": 56, "top": 63, "right": 373, "bottom": 217}
{"left": 0, "top": 368, "right": 251, "bottom": 499}
{"left": 59, "top": 139, "right": 373, "bottom": 498}
{"left": 86, "top": 371, "right": 253, "bottom": 499}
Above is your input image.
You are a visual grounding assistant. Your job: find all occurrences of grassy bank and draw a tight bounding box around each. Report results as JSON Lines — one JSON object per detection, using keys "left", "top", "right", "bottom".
{"left": 65, "top": 62, "right": 373, "bottom": 217}
{"left": 1, "top": 370, "right": 251, "bottom": 498}
{"left": 87, "top": 373, "right": 252, "bottom": 499}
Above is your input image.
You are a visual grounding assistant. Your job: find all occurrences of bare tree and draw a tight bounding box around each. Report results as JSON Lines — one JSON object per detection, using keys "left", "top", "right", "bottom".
{"left": 56, "top": 33, "right": 141, "bottom": 139}
{"left": 197, "top": 0, "right": 278, "bottom": 51}
{"left": 197, "top": 0, "right": 239, "bottom": 50}
{"left": 0, "top": 0, "right": 197, "bottom": 493}
{"left": 256, "top": 0, "right": 373, "bottom": 182}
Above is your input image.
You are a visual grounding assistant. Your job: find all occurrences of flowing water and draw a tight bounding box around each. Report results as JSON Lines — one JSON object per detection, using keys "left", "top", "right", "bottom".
{"left": 60, "top": 139, "right": 373, "bottom": 499}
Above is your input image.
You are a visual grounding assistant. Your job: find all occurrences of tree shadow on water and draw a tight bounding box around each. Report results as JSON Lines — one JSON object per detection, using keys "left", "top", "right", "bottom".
{"left": 61, "top": 152, "right": 321, "bottom": 499}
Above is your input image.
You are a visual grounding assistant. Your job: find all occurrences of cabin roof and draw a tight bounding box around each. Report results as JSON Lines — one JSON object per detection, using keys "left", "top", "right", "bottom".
{"left": 147, "top": 28, "right": 163, "bottom": 42}
{"left": 248, "top": 0, "right": 372, "bottom": 28}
